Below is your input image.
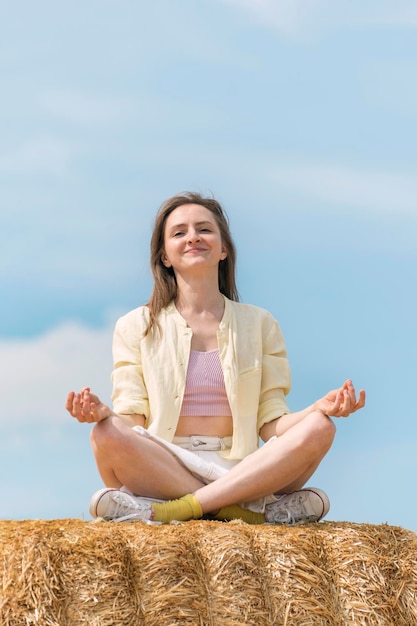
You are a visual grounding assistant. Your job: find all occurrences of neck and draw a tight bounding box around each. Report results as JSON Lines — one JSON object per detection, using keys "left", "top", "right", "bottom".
{"left": 175, "top": 279, "right": 224, "bottom": 317}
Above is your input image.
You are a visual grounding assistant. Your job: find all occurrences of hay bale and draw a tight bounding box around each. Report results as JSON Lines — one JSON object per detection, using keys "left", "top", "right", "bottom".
{"left": 0, "top": 519, "right": 416, "bottom": 625}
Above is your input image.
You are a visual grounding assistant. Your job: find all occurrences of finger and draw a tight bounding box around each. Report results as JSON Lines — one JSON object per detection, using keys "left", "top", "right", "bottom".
{"left": 353, "top": 389, "right": 366, "bottom": 411}
{"left": 342, "top": 386, "right": 366, "bottom": 416}
{"left": 346, "top": 380, "right": 357, "bottom": 405}
{"left": 85, "top": 401, "right": 105, "bottom": 423}
{"left": 89, "top": 401, "right": 99, "bottom": 420}
{"left": 81, "top": 391, "right": 95, "bottom": 419}
{"left": 72, "top": 392, "right": 87, "bottom": 421}
{"left": 81, "top": 390, "right": 102, "bottom": 422}
{"left": 338, "top": 386, "right": 359, "bottom": 417}
{"left": 80, "top": 389, "right": 91, "bottom": 413}
{"left": 74, "top": 392, "right": 82, "bottom": 411}
{"left": 65, "top": 391, "right": 75, "bottom": 412}
{"left": 82, "top": 405, "right": 95, "bottom": 423}
{"left": 87, "top": 389, "right": 101, "bottom": 405}
{"left": 337, "top": 389, "right": 352, "bottom": 417}
{"left": 328, "top": 390, "right": 344, "bottom": 416}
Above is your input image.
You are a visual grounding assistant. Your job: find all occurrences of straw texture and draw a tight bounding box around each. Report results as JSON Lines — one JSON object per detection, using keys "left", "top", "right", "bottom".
{"left": 1, "top": 519, "right": 416, "bottom": 625}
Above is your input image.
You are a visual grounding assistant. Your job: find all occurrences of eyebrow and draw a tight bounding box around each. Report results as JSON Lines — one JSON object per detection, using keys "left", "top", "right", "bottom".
{"left": 168, "top": 220, "right": 214, "bottom": 232}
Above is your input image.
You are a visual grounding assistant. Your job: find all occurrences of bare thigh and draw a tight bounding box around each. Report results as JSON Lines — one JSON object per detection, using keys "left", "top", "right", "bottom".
{"left": 90, "top": 417, "right": 205, "bottom": 499}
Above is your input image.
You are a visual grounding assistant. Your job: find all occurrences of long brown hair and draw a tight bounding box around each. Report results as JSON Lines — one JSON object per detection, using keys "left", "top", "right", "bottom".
{"left": 145, "top": 192, "right": 239, "bottom": 335}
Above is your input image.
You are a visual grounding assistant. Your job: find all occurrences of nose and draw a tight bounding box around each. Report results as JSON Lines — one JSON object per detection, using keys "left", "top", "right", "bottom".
{"left": 187, "top": 229, "right": 201, "bottom": 242}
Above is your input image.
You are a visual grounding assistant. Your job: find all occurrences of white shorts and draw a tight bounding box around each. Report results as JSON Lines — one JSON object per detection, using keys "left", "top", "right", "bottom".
{"left": 131, "top": 425, "right": 278, "bottom": 513}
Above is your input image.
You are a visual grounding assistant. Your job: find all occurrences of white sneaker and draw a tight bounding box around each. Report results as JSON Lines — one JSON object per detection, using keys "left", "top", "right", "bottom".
{"left": 264, "top": 487, "right": 330, "bottom": 525}
{"left": 89, "top": 488, "right": 158, "bottom": 523}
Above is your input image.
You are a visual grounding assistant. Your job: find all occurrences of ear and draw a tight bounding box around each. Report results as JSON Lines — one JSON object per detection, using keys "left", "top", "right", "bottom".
{"left": 220, "top": 247, "right": 228, "bottom": 261}
{"left": 161, "top": 253, "right": 172, "bottom": 268}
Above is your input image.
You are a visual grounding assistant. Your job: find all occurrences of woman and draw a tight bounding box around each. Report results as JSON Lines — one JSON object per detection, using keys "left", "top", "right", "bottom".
{"left": 66, "top": 192, "right": 365, "bottom": 525}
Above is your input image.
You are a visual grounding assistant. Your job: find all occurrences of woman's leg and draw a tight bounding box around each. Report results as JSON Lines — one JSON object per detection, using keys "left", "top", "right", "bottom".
{"left": 90, "top": 410, "right": 335, "bottom": 523}
{"left": 194, "top": 411, "right": 336, "bottom": 514}
{"left": 90, "top": 416, "right": 205, "bottom": 499}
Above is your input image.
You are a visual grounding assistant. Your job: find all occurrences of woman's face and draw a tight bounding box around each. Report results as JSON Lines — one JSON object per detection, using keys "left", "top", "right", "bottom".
{"left": 162, "top": 204, "right": 227, "bottom": 274}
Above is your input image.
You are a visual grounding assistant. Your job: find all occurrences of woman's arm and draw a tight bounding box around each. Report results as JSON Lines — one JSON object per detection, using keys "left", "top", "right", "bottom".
{"left": 260, "top": 379, "right": 365, "bottom": 442}
{"left": 111, "top": 310, "right": 150, "bottom": 421}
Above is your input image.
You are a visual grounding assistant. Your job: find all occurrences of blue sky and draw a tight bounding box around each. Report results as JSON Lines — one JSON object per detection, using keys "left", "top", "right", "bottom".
{"left": 1, "top": 0, "right": 416, "bottom": 531}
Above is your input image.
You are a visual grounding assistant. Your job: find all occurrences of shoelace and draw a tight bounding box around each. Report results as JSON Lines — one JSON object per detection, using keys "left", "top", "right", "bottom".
{"left": 108, "top": 492, "right": 152, "bottom": 520}
{"left": 272, "top": 494, "right": 313, "bottom": 525}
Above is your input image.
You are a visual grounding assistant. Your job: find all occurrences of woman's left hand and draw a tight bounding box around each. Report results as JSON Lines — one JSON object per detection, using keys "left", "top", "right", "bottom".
{"left": 314, "top": 380, "right": 365, "bottom": 418}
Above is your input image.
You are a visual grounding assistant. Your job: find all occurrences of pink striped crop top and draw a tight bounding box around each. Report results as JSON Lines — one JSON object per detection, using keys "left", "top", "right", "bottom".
{"left": 180, "top": 350, "right": 232, "bottom": 417}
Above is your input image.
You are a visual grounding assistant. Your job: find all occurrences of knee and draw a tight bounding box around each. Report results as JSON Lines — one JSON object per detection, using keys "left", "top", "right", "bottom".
{"left": 90, "top": 417, "right": 117, "bottom": 452}
{"left": 307, "top": 411, "right": 336, "bottom": 453}
{"left": 90, "top": 417, "right": 142, "bottom": 458}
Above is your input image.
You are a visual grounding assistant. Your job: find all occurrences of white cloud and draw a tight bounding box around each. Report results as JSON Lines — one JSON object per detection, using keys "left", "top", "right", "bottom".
{"left": 268, "top": 162, "right": 417, "bottom": 216}
{"left": 222, "top": 0, "right": 327, "bottom": 36}
{"left": 221, "top": 0, "right": 417, "bottom": 36}
{"left": 39, "top": 90, "right": 137, "bottom": 126}
{"left": 378, "top": 5, "right": 417, "bottom": 27}
{"left": 0, "top": 136, "right": 74, "bottom": 176}
{"left": 0, "top": 323, "right": 114, "bottom": 424}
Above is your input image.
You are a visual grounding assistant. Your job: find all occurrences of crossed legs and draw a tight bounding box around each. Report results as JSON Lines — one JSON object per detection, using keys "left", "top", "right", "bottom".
{"left": 90, "top": 410, "right": 336, "bottom": 515}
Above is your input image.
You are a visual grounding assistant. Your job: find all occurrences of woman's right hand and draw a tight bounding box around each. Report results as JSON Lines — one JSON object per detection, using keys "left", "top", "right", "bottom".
{"left": 65, "top": 387, "right": 113, "bottom": 423}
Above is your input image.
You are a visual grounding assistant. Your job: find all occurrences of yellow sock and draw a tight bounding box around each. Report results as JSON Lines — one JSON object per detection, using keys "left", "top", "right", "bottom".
{"left": 151, "top": 494, "right": 203, "bottom": 523}
{"left": 213, "top": 505, "right": 266, "bottom": 524}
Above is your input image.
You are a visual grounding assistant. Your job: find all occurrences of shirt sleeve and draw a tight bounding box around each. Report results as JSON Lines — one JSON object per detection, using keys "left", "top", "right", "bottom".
{"left": 111, "top": 312, "right": 150, "bottom": 418}
{"left": 257, "top": 315, "right": 291, "bottom": 432}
